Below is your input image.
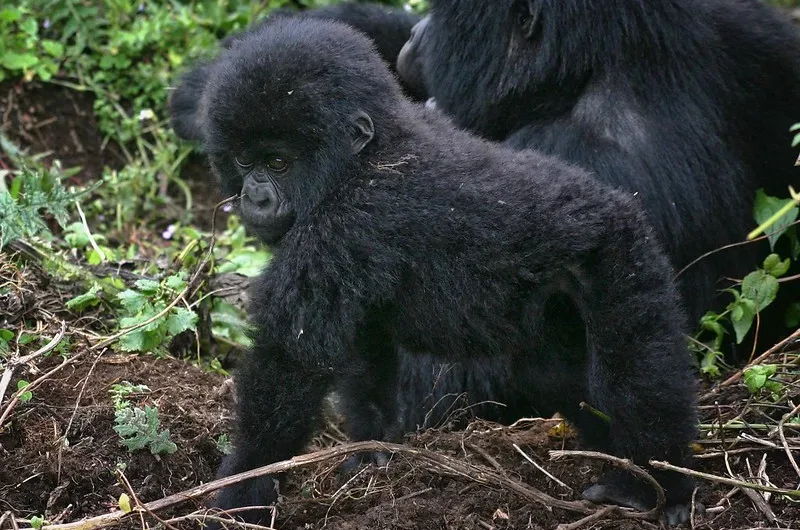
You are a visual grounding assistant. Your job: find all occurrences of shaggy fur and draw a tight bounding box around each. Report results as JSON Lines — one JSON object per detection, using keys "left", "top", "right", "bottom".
{"left": 399, "top": 0, "right": 800, "bottom": 328}
{"left": 170, "top": 2, "right": 420, "bottom": 144}
{"left": 197, "top": 18, "right": 698, "bottom": 526}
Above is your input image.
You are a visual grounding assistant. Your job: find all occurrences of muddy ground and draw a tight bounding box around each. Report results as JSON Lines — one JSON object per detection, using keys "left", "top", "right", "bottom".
{"left": 1, "top": 78, "right": 800, "bottom": 530}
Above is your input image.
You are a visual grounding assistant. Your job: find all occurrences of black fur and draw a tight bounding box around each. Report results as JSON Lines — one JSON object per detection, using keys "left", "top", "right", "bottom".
{"left": 170, "top": 2, "right": 420, "bottom": 144}
{"left": 399, "top": 0, "right": 800, "bottom": 329}
{"left": 390, "top": 0, "right": 800, "bottom": 438}
{"left": 198, "top": 18, "right": 698, "bottom": 526}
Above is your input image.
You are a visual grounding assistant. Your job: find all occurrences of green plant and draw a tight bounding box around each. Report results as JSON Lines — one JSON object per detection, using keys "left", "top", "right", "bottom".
{"left": 0, "top": 329, "right": 13, "bottom": 356}
{"left": 743, "top": 364, "right": 783, "bottom": 400}
{"left": 0, "top": 6, "right": 63, "bottom": 81}
{"left": 215, "top": 433, "right": 233, "bottom": 455}
{"left": 0, "top": 136, "right": 80, "bottom": 249}
{"left": 210, "top": 299, "right": 252, "bottom": 350}
{"left": 113, "top": 404, "right": 177, "bottom": 455}
{"left": 65, "top": 283, "right": 104, "bottom": 311}
{"left": 691, "top": 189, "right": 799, "bottom": 376}
{"left": 115, "top": 273, "right": 198, "bottom": 354}
{"left": 16, "top": 380, "right": 33, "bottom": 403}
{"left": 109, "top": 381, "right": 150, "bottom": 410}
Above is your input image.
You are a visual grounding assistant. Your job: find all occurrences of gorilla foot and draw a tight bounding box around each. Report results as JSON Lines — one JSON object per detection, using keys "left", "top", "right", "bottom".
{"left": 582, "top": 470, "right": 695, "bottom": 526}
{"left": 340, "top": 450, "right": 393, "bottom": 471}
{"left": 206, "top": 475, "right": 279, "bottom": 530}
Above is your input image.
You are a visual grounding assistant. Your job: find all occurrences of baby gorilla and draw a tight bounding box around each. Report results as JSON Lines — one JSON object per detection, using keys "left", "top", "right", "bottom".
{"left": 200, "top": 18, "right": 698, "bottom": 526}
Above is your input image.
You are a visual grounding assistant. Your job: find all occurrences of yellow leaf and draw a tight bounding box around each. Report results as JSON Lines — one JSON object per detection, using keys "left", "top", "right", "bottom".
{"left": 118, "top": 493, "right": 132, "bottom": 513}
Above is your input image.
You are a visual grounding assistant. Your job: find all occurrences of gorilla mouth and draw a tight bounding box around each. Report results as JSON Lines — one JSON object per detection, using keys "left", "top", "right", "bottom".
{"left": 242, "top": 219, "right": 294, "bottom": 245}
{"left": 240, "top": 201, "right": 296, "bottom": 245}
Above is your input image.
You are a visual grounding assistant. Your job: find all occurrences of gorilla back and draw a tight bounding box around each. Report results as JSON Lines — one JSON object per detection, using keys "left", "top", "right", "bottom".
{"left": 398, "top": 0, "right": 800, "bottom": 334}
{"left": 200, "top": 18, "right": 698, "bottom": 526}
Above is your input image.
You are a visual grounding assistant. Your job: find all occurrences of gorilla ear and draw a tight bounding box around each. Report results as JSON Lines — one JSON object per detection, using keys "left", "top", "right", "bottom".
{"left": 513, "top": 0, "right": 542, "bottom": 40}
{"left": 350, "top": 111, "right": 375, "bottom": 154}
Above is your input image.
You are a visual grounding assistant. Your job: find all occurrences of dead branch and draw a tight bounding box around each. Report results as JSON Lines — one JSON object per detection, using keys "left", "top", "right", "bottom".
{"left": 32, "top": 440, "right": 593, "bottom": 530}
{"left": 650, "top": 460, "right": 800, "bottom": 499}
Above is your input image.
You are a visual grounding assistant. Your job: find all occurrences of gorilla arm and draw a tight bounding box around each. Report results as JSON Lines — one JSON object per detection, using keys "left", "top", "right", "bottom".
{"left": 213, "top": 227, "right": 400, "bottom": 523}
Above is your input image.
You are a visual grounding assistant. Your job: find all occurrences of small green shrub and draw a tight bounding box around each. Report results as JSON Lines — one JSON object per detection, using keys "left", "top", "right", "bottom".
{"left": 113, "top": 405, "right": 177, "bottom": 455}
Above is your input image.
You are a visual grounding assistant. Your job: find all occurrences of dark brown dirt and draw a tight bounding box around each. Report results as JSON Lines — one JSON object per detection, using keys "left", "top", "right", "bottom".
{"left": 0, "top": 81, "right": 125, "bottom": 182}
{"left": 0, "top": 355, "right": 230, "bottom": 523}
{"left": 2, "top": 350, "right": 799, "bottom": 530}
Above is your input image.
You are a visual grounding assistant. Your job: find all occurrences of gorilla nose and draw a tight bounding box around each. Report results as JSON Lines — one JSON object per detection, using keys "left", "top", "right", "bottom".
{"left": 242, "top": 177, "right": 277, "bottom": 208}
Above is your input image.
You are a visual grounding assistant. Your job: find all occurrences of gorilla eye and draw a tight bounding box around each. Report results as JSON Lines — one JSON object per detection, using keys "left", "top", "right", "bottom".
{"left": 267, "top": 157, "right": 289, "bottom": 173}
{"left": 235, "top": 156, "right": 254, "bottom": 169}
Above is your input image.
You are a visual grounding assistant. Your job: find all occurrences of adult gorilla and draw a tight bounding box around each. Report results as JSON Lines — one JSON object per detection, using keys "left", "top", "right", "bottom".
{"left": 397, "top": 0, "right": 800, "bottom": 335}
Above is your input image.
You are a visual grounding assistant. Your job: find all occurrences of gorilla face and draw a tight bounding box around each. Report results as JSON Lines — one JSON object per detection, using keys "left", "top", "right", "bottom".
{"left": 231, "top": 151, "right": 298, "bottom": 244}
{"left": 396, "top": 0, "right": 579, "bottom": 140}
{"left": 396, "top": 15, "right": 431, "bottom": 101}
{"left": 198, "top": 18, "right": 398, "bottom": 245}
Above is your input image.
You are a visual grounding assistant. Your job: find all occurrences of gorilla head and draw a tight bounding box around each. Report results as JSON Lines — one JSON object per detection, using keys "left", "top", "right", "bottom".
{"left": 201, "top": 22, "right": 404, "bottom": 243}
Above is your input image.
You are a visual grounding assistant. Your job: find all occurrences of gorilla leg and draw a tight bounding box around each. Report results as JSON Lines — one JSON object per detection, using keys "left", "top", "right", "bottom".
{"left": 214, "top": 344, "right": 334, "bottom": 524}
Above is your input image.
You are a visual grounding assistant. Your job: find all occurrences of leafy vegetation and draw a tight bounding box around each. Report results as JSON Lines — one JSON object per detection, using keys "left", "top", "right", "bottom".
{"left": 0, "top": 135, "right": 80, "bottom": 248}
{"left": 109, "top": 381, "right": 177, "bottom": 454}
{"left": 691, "top": 188, "right": 800, "bottom": 376}
{"left": 113, "top": 405, "right": 177, "bottom": 454}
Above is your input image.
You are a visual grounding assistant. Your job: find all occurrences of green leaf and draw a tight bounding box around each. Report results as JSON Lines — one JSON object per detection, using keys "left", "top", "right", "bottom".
{"left": 117, "top": 327, "right": 164, "bottom": 353}
{"left": 86, "top": 248, "right": 105, "bottom": 265}
{"left": 118, "top": 493, "right": 132, "bottom": 513}
{"left": 1, "top": 51, "right": 38, "bottom": 70}
{"left": 30, "top": 516, "right": 45, "bottom": 530}
{"left": 17, "top": 333, "right": 36, "bottom": 345}
{"left": 114, "top": 407, "right": 151, "bottom": 451}
{"left": 216, "top": 248, "right": 271, "bottom": 277}
{"left": 211, "top": 300, "right": 252, "bottom": 347}
{"left": 118, "top": 289, "right": 148, "bottom": 314}
{"left": 118, "top": 311, "right": 166, "bottom": 352}
{"left": 134, "top": 279, "right": 160, "bottom": 295}
{"left": 762, "top": 253, "right": 790, "bottom": 278}
{"left": 743, "top": 365, "right": 777, "bottom": 394}
{"left": 20, "top": 17, "right": 36, "bottom": 36}
{"left": 0, "top": 8, "right": 22, "bottom": 23}
{"left": 744, "top": 371, "right": 767, "bottom": 394}
{"left": 0, "top": 329, "right": 13, "bottom": 355}
{"left": 699, "top": 311, "right": 726, "bottom": 339}
{"left": 752, "top": 189, "right": 799, "bottom": 250}
{"left": 149, "top": 429, "right": 177, "bottom": 455}
{"left": 165, "top": 308, "right": 198, "bottom": 336}
{"left": 740, "top": 270, "right": 779, "bottom": 312}
{"left": 66, "top": 283, "right": 102, "bottom": 311}
{"left": 114, "top": 405, "right": 175, "bottom": 454}
{"left": 699, "top": 350, "right": 723, "bottom": 378}
{"left": 17, "top": 379, "right": 33, "bottom": 403}
{"left": 63, "top": 222, "right": 91, "bottom": 248}
{"left": 215, "top": 433, "right": 233, "bottom": 455}
{"left": 41, "top": 40, "right": 64, "bottom": 57}
{"left": 164, "top": 274, "right": 186, "bottom": 291}
{"left": 728, "top": 297, "right": 756, "bottom": 344}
